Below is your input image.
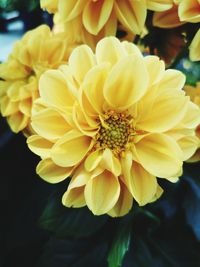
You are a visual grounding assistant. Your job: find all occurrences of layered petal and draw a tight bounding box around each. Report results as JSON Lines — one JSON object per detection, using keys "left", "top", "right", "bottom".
{"left": 85, "top": 170, "right": 120, "bottom": 215}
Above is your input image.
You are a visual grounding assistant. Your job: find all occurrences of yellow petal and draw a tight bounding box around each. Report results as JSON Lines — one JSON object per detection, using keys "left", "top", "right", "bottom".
{"left": 84, "top": 149, "right": 103, "bottom": 172}
{"left": 181, "top": 102, "right": 200, "bottom": 128}
{"left": 178, "top": 136, "right": 199, "bottom": 161}
{"left": 58, "top": 0, "right": 86, "bottom": 21}
{"left": 158, "top": 69, "right": 186, "bottom": 93}
{"left": 62, "top": 167, "right": 91, "bottom": 208}
{"left": 100, "top": 148, "right": 121, "bottom": 176}
{"left": 190, "top": 29, "right": 200, "bottom": 61}
{"left": 31, "top": 108, "right": 71, "bottom": 141}
{"left": 84, "top": 170, "right": 120, "bottom": 215}
{"left": 134, "top": 133, "right": 183, "bottom": 178}
{"left": 137, "top": 93, "right": 189, "bottom": 132}
{"left": 147, "top": 0, "right": 173, "bottom": 12}
{"left": 149, "top": 184, "right": 164, "bottom": 203}
{"left": 7, "top": 112, "right": 29, "bottom": 133}
{"left": 103, "top": 55, "right": 148, "bottom": 110}
{"left": 144, "top": 56, "right": 165, "bottom": 85}
{"left": 36, "top": 158, "right": 72, "bottom": 183}
{"left": 27, "top": 135, "right": 53, "bottom": 158}
{"left": 62, "top": 187, "right": 86, "bottom": 208}
{"left": 108, "top": 180, "right": 133, "bottom": 217}
{"left": 96, "top": 36, "right": 126, "bottom": 65}
{"left": 39, "top": 69, "right": 76, "bottom": 112}
{"left": 51, "top": 130, "right": 93, "bottom": 167}
{"left": 83, "top": 0, "right": 114, "bottom": 34}
{"left": 82, "top": 63, "right": 110, "bottom": 114}
{"left": 1, "top": 96, "right": 19, "bottom": 117}
{"left": 68, "top": 45, "right": 95, "bottom": 84}
{"left": 130, "top": 162, "right": 157, "bottom": 206}
{"left": 19, "top": 98, "right": 32, "bottom": 116}
{"left": 114, "top": 0, "right": 146, "bottom": 34}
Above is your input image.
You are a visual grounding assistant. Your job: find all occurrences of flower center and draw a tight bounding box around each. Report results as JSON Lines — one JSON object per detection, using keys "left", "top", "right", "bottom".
{"left": 95, "top": 111, "right": 134, "bottom": 154}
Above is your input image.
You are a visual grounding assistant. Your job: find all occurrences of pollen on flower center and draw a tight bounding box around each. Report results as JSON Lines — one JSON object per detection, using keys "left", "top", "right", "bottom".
{"left": 95, "top": 111, "right": 134, "bottom": 154}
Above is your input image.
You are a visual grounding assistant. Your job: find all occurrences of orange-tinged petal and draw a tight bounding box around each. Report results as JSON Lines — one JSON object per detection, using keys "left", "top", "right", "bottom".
{"left": 114, "top": 0, "right": 146, "bottom": 34}
{"left": 51, "top": 130, "right": 93, "bottom": 167}
{"left": 103, "top": 55, "right": 148, "bottom": 110}
{"left": 83, "top": 0, "right": 114, "bottom": 34}
{"left": 108, "top": 181, "right": 133, "bottom": 217}
{"left": 36, "top": 158, "right": 72, "bottom": 183}
{"left": 58, "top": 0, "right": 87, "bottom": 21}
{"left": 147, "top": 0, "right": 173, "bottom": 12}
{"left": 179, "top": 0, "right": 200, "bottom": 23}
{"left": 134, "top": 133, "right": 183, "bottom": 178}
{"left": 84, "top": 170, "right": 120, "bottom": 215}
{"left": 153, "top": 4, "right": 183, "bottom": 28}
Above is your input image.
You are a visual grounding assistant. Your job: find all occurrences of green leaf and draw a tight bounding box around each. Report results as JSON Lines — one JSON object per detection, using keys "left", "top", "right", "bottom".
{"left": 107, "top": 217, "right": 132, "bottom": 267}
{"left": 38, "top": 191, "right": 108, "bottom": 238}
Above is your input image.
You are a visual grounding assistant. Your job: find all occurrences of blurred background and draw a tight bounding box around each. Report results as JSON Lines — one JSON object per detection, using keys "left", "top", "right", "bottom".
{"left": 0, "top": 0, "right": 52, "bottom": 61}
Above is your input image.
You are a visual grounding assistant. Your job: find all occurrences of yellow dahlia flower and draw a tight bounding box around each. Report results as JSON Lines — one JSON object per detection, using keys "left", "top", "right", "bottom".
{"left": 0, "top": 25, "right": 76, "bottom": 133}
{"left": 190, "top": 28, "right": 200, "bottom": 61}
{"left": 184, "top": 82, "right": 200, "bottom": 162}
{"left": 27, "top": 37, "right": 200, "bottom": 217}
{"left": 153, "top": 0, "right": 200, "bottom": 28}
{"left": 40, "top": 0, "right": 173, "bottom": 47}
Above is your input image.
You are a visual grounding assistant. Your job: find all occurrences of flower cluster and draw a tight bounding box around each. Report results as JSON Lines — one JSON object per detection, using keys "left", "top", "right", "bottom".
{"left": 0, "top": 0, "right": 200, "bottom": 218}
{"left": 0, "top": 25, "right": 76, "bottom": 133}
{"left": 153, "top": 0, "right": 200, "bottom": 61}
{"left": 27, "top": 37, "right": 200, "bottom": 216}
{"left": 40, "top": 0, "right": 174, "bottom": 48}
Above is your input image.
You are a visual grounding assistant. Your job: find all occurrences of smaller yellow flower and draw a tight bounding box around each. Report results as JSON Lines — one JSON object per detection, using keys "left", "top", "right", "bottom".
{"left": 190, "top": 29, "right": 200, "bottom": 61}
{"left": 41, "top": 0, "right": 173, "bottom": 47}
{"left": 184, "top": 82, "right": 200, "bottom": 162}
{"left": 0, "top": 25, "right": 76, "bottom": 133}
{"left": 153, "top": 0, "right": 184, "bottom": 28}
{"left": 178, "top": 0, "right": 200, "bottom": 23}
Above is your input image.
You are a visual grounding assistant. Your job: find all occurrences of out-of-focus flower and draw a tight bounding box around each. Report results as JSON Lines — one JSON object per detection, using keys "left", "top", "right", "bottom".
{"left": 178, "top": 0, "right": 200, "bottom": 23}
{"left": 184, "top": 82, "right": 200, "bottom": 162}
{"left": 27, "top": 37, "right": 200, "bottom": 217}
{"left": 153, "top": 1, "right": 184, "bottom": 28}
{"left": 40, "top": 0, "right": 173, "bottom": 47}
{"left": 0, "top": 25, "right": 76, "bottom": 133}
{"left": 190, "top": 28, "right": 200, "bottom": 61}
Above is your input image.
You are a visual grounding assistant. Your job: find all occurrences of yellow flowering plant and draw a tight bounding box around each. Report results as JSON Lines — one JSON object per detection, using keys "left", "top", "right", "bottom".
{"left": 1, "top": 0, "right": 200, "bottom": 266}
